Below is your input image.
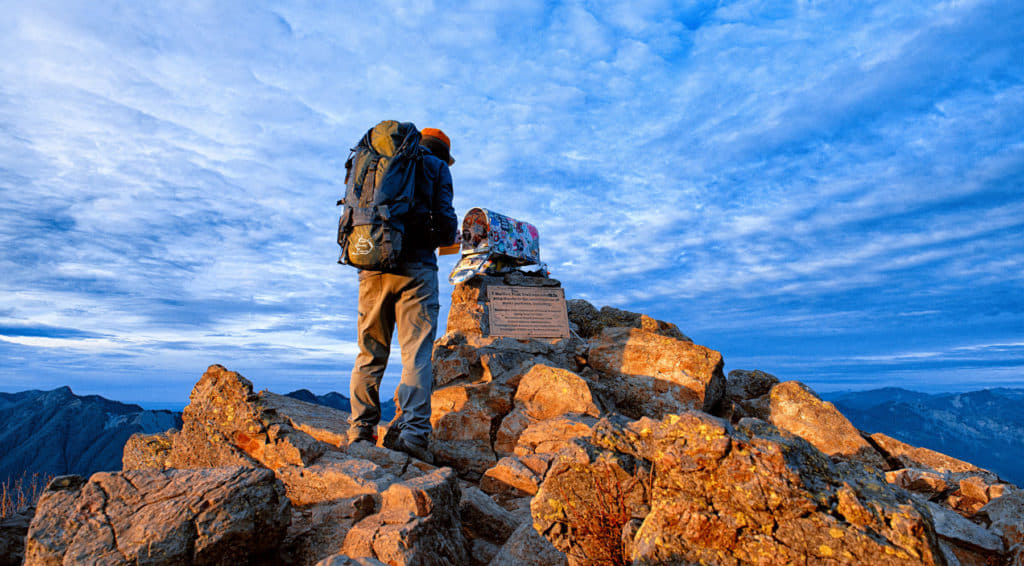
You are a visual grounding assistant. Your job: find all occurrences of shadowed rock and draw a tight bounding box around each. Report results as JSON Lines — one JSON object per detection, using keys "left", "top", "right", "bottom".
{"left": 886, "top": 467, "right": 951, "bottom": 496}
{"left": 0, "top": 505, "right": 33, "bottom": 566}
{"left": 341, "top": 468, "right": 467, "bottom": 566}
{"left": 481, "top": 456, "right": 542, "bottom": 498}
{"left": 715, "top": 368, "right": 779, "bottom": 421}
{"left": 726, "top": 369, "right": 779, "bottom": 400}
{"left": 275, "top": 458, "right": 398, "bottom": 507}
{"left": 566, "top": 299, "right": 689, "bottom": 341}
{"left": 342, "top": 441, "right": 416, "bottom": 479}
{"left": 459, "top": 485, "right": 521, "bottom": 549}
{"left": 314, "top": 556, "right": 388, "bottom": 566}
{"left": 979, "top": 491, "right": 1024, "bottom": 565}
{"left": 488, "top": 521, "right": 567, "bottom": 566}
{"left": 430, "top": 378, "right": 510, "bottom": 478}
{"left": 921, "top": 498, "right": 1004, "bottom": 554}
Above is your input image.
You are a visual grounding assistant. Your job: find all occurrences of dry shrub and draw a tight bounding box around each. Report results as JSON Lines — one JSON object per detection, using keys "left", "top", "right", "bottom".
{"left": 552, "top": 458, "right": 650, "bottom": 566}
{"left": 1, "top": 472, "right": 52, "bottom": 518}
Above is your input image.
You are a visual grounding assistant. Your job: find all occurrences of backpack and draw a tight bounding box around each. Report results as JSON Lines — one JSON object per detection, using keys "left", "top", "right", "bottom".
{"left": 337, "top": 121, "right": 423, "bottom": 270}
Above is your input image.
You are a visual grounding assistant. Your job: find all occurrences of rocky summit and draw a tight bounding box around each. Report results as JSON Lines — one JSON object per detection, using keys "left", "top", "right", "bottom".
{"left": 15, "top": 272, "right": 1024, "bottom": 565}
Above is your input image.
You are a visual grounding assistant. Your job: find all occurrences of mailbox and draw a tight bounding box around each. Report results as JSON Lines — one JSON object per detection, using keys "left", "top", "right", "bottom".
{"left": 449, "top": 207, "right": 543, "bottom": 284}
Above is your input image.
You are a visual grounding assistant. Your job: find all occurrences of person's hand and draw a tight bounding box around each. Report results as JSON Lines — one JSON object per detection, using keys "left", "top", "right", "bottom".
{"left": 438, "top": 231, "right": 462, "bottom": 255}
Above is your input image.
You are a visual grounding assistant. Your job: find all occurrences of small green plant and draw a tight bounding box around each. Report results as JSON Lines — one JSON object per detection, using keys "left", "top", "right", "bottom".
{"left": 1, "top": 471, "right": 52, "bottom": 519}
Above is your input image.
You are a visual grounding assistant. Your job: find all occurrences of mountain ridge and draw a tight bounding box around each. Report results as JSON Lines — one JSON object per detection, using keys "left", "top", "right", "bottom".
{"left": 825, "top": 386, "right": 1024, "bottom": 485}
{"left": 0, "top": 387, "right": 181, "bottom": 484}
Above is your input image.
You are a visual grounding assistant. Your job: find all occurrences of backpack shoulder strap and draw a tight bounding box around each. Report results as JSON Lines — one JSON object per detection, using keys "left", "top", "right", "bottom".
{"left": 347, "top": 132, "right": 383, "bottom": 203}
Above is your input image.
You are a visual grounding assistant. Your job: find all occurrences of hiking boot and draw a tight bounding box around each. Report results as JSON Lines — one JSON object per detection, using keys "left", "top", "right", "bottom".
{"left": 381, "top": 424, "right": 403, "bottom": 450}
{"left": 396, "top": 436, "right": 435, "bottom": 464}
{"left": 384, "top": 430, "right": 434, "bottom": 464}
{"left": 347, "top": 425, "right": 376, "bottom": 446}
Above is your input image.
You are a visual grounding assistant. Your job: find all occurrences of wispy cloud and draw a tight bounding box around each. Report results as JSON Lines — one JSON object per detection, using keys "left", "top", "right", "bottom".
{"left": 0, "top": 0, "right": 1021, "bottom": 401}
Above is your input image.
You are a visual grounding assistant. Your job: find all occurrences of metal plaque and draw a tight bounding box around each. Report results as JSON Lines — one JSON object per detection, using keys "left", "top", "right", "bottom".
{"left": 487, "top": 285, "right": 570, "bottom": 339}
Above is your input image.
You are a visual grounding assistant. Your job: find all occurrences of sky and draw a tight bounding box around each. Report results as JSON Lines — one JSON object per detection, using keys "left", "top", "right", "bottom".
{"left": 1, "top": 0, "right": 1022, "bottom": 408}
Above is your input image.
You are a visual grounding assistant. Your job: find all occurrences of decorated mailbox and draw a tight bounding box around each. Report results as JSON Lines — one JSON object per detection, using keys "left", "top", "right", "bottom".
{"left": 449, "top": 207, "right": 543, "bottom": 284}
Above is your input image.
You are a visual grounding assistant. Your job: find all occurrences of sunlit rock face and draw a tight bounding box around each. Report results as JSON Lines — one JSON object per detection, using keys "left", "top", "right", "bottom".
{"left": 25, "top": 468, "right": 291, "bottom": 566}
{"left": 533, "top": 413, "right": 948, "bottom": 566}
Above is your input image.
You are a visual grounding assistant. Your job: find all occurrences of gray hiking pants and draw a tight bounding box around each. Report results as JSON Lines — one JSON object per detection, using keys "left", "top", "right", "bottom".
{"left": 349, "top": 262, "right": 439, "bottom": 444}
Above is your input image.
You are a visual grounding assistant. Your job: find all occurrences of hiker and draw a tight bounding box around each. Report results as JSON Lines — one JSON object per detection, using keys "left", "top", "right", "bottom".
{"left": 341, "top": 123, "right": 458, "bottom": 464}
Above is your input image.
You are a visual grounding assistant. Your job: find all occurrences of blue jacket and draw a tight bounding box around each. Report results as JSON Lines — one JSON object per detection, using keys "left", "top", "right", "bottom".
{"left": 398, "top": 147, "right": 458, "bottom": 266}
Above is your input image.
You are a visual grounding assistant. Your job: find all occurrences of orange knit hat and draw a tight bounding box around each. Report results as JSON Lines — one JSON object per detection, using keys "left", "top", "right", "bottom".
{"left": 421, "top": 128, "right": 454, "bottom": 165}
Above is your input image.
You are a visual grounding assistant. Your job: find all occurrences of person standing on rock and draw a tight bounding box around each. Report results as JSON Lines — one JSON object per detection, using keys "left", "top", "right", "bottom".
{"left": 343, "top": 124, "right": 458, "bottom": 464}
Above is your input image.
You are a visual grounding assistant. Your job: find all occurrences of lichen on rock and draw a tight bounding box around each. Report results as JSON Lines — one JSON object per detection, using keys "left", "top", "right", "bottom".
{"left": 533, "top": 412, "right": 951, "bottom": 565}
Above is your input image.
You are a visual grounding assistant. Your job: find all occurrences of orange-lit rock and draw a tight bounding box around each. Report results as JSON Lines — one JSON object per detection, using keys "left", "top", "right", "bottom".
{"left": 588, "top": 327, "right": 725, "bottom": 417}
{"left": 769, "top": 380, "right": 888, "bottom": 470}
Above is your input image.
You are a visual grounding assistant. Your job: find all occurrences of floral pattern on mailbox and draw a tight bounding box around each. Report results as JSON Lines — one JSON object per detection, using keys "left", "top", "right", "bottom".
{"left": 449, "top": 208, "right": 542, "bottom": 285}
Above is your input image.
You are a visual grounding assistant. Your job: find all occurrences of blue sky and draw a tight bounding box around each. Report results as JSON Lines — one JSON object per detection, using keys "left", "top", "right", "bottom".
{"left": 1, "top": 0, "right": 1022, "bottom": 407}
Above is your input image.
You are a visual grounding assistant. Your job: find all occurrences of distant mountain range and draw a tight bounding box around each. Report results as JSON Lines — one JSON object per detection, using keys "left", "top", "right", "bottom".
{"left": 283, "top": 389, "right": 396, "bottom": 422}
{"left": 0, "top": 387, "right": 181, "bottom": 484}
{"left": 824, "top": 387, "right": 1024, "bottom": 485}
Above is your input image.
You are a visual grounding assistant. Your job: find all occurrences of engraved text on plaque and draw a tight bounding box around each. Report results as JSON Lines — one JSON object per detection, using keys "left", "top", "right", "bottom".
{"left": 487, "top": 285, "right": 570, "bottom": 338}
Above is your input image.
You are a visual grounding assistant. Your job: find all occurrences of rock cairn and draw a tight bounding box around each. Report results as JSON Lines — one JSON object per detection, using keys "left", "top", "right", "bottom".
{"left": 19, "top": 272, "right": 1022, "bottom": 565}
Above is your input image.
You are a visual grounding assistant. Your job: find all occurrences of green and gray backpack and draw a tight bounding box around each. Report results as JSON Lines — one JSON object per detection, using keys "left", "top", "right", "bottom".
{"left": 337, "top": 120, "right": 423, "bottom": 270}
